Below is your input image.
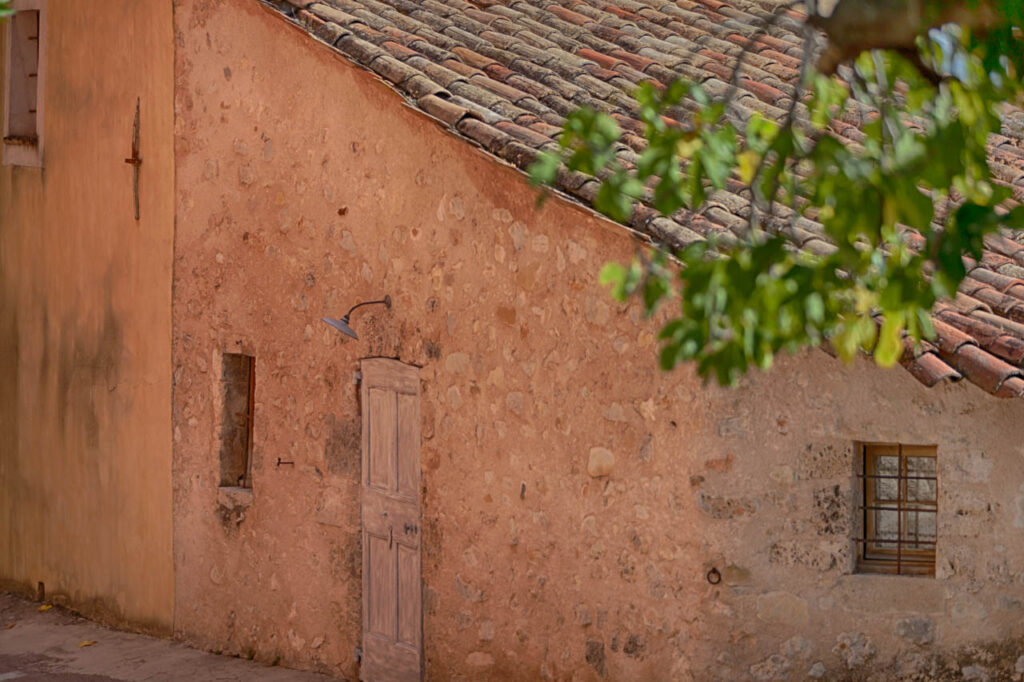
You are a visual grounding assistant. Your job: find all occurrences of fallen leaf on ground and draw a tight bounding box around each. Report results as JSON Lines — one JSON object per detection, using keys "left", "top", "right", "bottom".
{"left": 37, "top": 604, "right": 52, "bottom": 612}
{"left": 78, "top": 640, "right": 96, "bottom": 648}
{"left": 3, "top": 622, "right": 14, "bottom": 629}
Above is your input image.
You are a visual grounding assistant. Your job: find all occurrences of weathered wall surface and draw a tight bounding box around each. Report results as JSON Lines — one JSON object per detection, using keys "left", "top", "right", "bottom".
{"left": 0, "top": 2, "right": 176, "bottom": 630}
{"left": 172, "top": 1, "right": 1024, "bottom": 679}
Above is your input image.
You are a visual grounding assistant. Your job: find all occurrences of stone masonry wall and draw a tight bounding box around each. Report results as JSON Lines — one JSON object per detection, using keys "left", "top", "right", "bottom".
{"left": 173, "top": 1, "right": 1024, "bottom": 679}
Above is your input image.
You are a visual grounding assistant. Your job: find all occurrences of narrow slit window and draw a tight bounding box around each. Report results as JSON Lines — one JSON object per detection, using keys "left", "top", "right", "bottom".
{"left": 856, "top": 443, "right": 937, "bottom": 577}
{"left": 3, "top": 1, "right": 44, "bottom": 166}
{"left": 219, "top": 353, "right": 255, "bottom": 488}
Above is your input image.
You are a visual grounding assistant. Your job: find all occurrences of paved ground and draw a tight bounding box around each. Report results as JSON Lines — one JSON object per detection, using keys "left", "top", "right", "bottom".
{"left": 0, "top": 594, "right": 334, "bottom": 681}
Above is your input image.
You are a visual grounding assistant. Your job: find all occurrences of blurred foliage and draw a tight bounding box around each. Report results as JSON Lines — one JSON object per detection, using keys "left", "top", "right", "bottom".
{"left": 530, "top": 4, "right": 1024, "bottom": 385}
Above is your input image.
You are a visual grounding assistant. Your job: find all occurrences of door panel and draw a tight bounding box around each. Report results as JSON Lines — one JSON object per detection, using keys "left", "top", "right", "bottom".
{"left": 367, "top": 533, "right": 396, "bottom": 638}
{"left": 361, "top": 359, "right": 422, "bottom": 682}
{"left": 367, "top": 388, "right": 396, "bottom": 492}
{"left": 396, "top": 392, "right": 419, "bottom": 498}
{"left": 397, "top": 543, "right": 420, "bottom": 647}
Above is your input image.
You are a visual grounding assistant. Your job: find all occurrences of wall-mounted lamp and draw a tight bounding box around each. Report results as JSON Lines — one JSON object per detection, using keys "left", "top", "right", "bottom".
{"left": 322, "top": 295, "right": 392, "bottom": 340}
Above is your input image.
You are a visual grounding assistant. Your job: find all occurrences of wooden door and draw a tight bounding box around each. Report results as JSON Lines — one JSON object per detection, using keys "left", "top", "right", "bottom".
{"left": 360, "top": 359, "right": 422, "bottom": 682}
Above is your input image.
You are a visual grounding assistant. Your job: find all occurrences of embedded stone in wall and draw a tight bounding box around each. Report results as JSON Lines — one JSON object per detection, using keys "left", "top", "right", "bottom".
{"left": 585, "top": 639, "right": 607, "bottom": 678}
{"left": 238, "top": 163, "right": 254, "bottom": 186}
{"left": 638, "top": 435, "right": 653, "bottom": 462}
{"left": 622, "top": 634, "right": 646, "bottom": 659}
{"left": 721, "top": 565, "right": 752, "bottom": 586}
{"left": 340, "top": 231, "right": 356, "bottom": 253}
{"left": 832, "top": 632, "right": 876, "bottom": 670}
{"left": 508, "top": 221, "right": 526, "bottom": 251}
{"left": 895, "top": 617, "right": 935, "bottom": 646}
{"left": 756, "top": 592, "right": 809, "bottom": 626}
{"left": 716, "top": 417, "right": 744, "bottom": 438}
{"left": 768, "top": 539, "right": 847, "bottom": 572}
{"left": 323, "top": 414, "right": 359, "bottom": 476}
{"left": 455, "top": 575, "right": 483, "bottom": 603}
{"left": 506, "top": 392, "right": 523, "bottom": 415}
{"left": 749, "top": 654, "right": 790, "bottom": 681}
{"left": 588, "top": 448, "right": 614, "bottom": 478}
{"left": 781, "top": 636, "right": 813, "bottom": 662}
{"left": 445, "top": 352, "right": 471, "bottom": 375}
{"left": 796, "top": 441, "right": 852, "bottom": 480}
{"left": 813, "top": 485, "right": 849, "bottom": 536}
{"left": 696, "top": 491, "right": 758, "bottom": 519}
{"left": 465, "top": 652, "right": 494, "bottom": 668}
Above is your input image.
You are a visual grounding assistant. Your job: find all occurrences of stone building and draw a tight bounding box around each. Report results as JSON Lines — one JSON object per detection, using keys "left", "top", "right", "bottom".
{"left": 4, "top": 0, "right": 1024, "bottom": 680}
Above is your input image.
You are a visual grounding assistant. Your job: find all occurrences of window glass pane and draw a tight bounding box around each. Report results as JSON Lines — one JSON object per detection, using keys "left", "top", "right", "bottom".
{"left": 906, "top": 455, "right": 936, "bottom": 475}
{"left": 906, "top": 456, "right": 936, "bottom": 503}
{"left": 902, "top": 510, "right": 936, "bottom": 548}
{"left": 874, "top": 509, "right": 898, "bottom": 543}
{"left": 874, "top": 455, "right": 899, "bottom": 500}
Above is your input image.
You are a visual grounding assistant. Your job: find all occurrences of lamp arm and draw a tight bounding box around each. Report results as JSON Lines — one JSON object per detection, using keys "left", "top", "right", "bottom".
{"left": 343, "top": 295, "right": 392, "bottom": 319}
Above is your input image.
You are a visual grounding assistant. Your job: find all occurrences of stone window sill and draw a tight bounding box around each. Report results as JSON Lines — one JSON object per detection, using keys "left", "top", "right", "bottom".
{"left": 217, "top": 486, "right": 254, "bottom": 508}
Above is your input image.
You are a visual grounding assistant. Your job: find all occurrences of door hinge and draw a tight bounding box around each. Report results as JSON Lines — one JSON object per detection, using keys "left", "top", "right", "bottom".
{"left": 353, "top": 370, "right": 362, "bottom": 385}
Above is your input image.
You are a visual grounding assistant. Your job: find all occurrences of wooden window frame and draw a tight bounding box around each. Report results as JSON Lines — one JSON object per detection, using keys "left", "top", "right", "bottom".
{"left": 2, "top": 0, "right": 45, "bottom": 167}
{"left": 855, "top": 443, "right": 937, "bottom": 577}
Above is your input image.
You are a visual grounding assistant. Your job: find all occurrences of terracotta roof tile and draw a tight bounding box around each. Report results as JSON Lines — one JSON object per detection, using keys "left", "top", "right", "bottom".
{"left": 277, "top": 0, "right": 1024, "bottom": 399}
{"left": 940, "top": 343, "right": 1023, "bottom": 394}
{"left": 417, "top": 93, "right": 474, "bottom": 126}
{"left": 451, "top": 45, "right": 498, "bottom": 69}
{"left": 404, "top": 74, "right": 449, "bottom": 98}
{"left": 494, "top": 120, "right": 553, "bottom": 146}
{"left": 900, "top": 349, "right": 962, "bottom": 387}
{"left": 995, "top": 376, "right": 1024, "bottom": 398}
{"left": 455, "top": 116, "right": 514, "bottom": 152}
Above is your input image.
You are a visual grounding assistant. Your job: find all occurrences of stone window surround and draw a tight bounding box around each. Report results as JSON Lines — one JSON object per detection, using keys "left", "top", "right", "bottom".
{"left": 2, "top": 0, "right": 45, "bottom": 168}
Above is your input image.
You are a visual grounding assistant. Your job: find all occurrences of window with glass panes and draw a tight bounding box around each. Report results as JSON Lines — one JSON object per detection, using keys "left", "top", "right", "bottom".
{"left": 856, "top": 444, "right": 937, "bottom": 576}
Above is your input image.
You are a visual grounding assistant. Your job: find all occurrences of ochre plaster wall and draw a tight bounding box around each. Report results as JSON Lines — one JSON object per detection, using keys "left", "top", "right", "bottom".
{"left": 172, "top": 1, "right": 1024, "bottom": 679}
{"left": 0, "top": 2, "right": 175, "bottom": 631}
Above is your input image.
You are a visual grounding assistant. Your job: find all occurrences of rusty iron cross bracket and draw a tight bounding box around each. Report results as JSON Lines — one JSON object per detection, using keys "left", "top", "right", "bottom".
{"left": 124, "top": 97, "right": 141, "bottom": 221}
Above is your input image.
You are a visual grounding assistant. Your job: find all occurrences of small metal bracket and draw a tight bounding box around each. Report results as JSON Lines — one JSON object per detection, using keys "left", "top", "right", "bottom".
{"left": 124, "top": 97, "right": 142, "bottom": 221}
